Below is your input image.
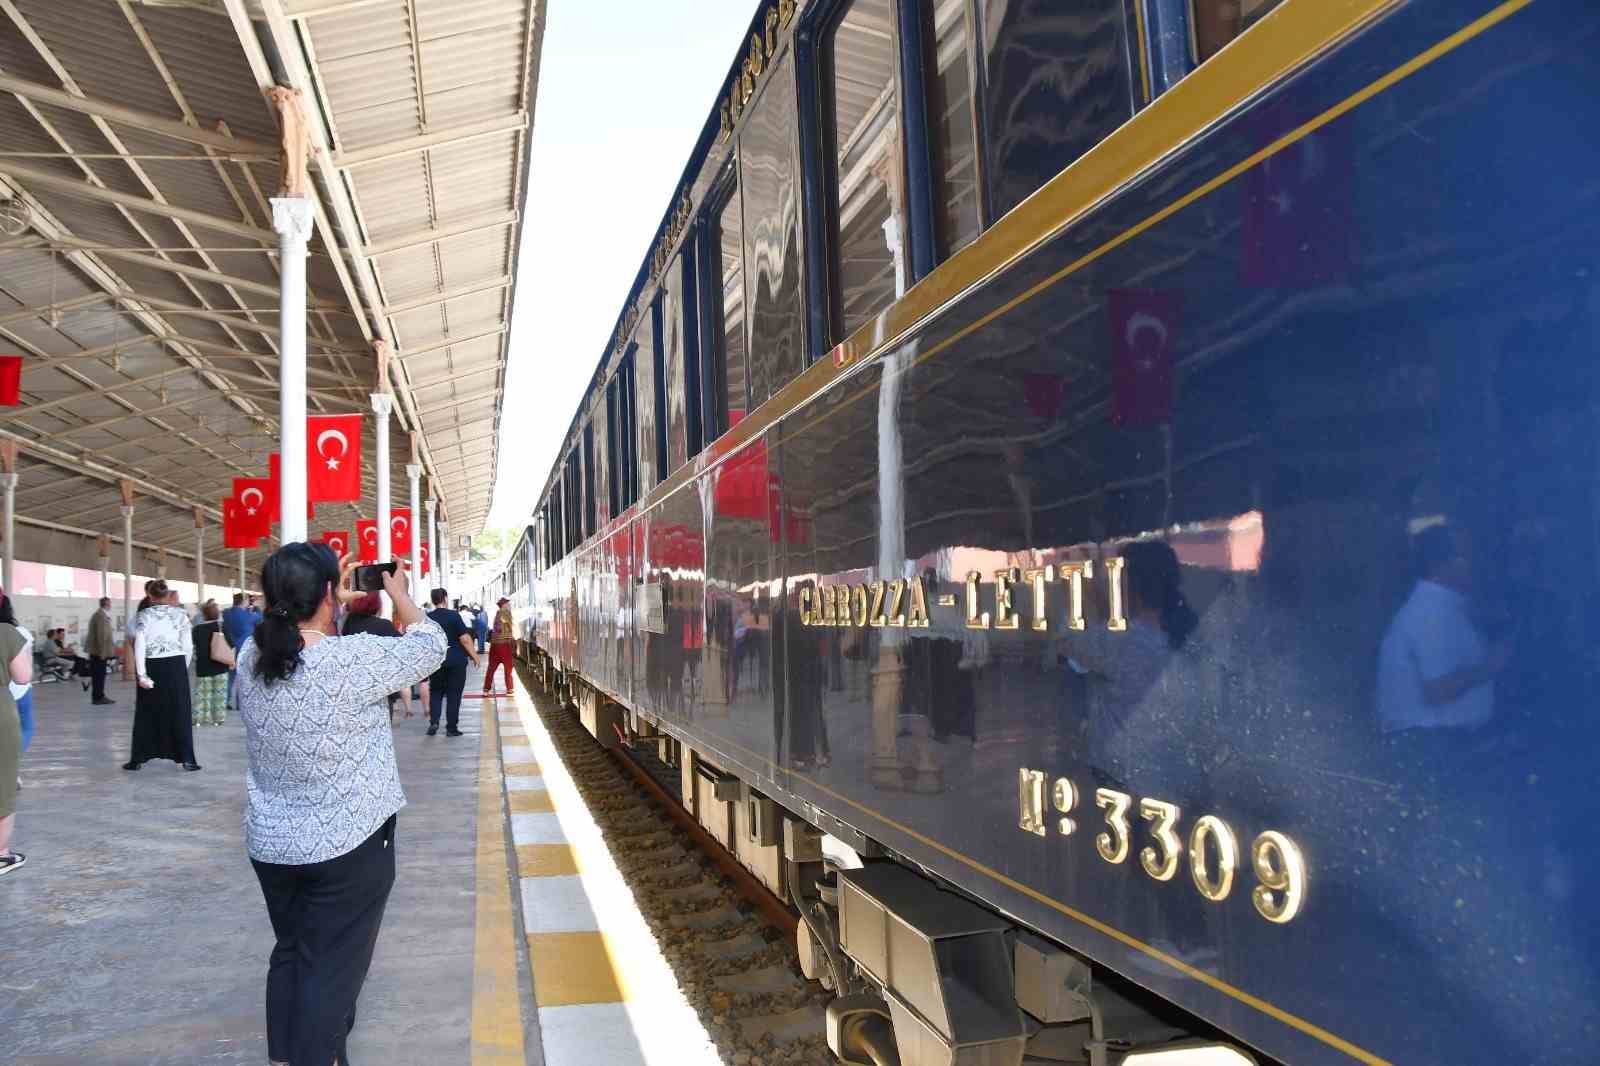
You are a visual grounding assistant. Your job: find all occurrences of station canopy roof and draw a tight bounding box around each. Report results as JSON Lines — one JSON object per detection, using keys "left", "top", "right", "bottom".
{"left": 0, "top": 0, "right": 542, "bottom": 583}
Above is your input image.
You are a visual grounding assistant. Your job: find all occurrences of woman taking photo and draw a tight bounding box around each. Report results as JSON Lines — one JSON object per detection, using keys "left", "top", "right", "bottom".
{"left": 237, "top": 543, "right": 444, "bottom": 1066}
{"left": 124, "top": 581, "right": 199, "bottom": 772}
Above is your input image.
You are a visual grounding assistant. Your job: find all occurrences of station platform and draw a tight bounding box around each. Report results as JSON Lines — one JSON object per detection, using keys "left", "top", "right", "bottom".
{"left": 3, "top": 658, "right": 739, "bottom": 1066}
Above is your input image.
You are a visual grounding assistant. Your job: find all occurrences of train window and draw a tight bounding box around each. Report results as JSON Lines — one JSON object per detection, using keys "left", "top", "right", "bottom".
{"left": 704, "top": 170, "right": 747, "bottom": 438}
{"left": 582, "top": 421, "right": 596, "bottom": 538}
{"left": 979, "top": 0, "right": 1132, "bottom": 221}
{"left": 738, "top": 48, "right": 806, "bottom": 408}
{"left": 650, "top": 292, "right": 673, "bottom": 483}
{"left": 632, "top": 298, "right": 660, "bottom": 492}
{"left": 618, "top": 348, "right": 639, "bottom": 509}
{"left": 825, "top": 0, "right": 907, "bottom": 339}
{"left": 1192, "top": 0, "right": 1286, "bottom": 63}
{"left": 606, "top": 377, "right": 621, "bottom": 519}
{"left": 928, "top": 0, "right": 982, "bottom": 257}
{"left": 680, "top": 247, "right": 705, "bottom": 456}
{"left": 592, "top": 394, "right": 610, "bottom": 528}
{"left": 657, "top": 270, "right": 690, "bottom": 475}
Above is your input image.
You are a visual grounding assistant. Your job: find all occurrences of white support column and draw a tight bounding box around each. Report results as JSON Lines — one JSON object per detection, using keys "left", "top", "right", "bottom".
{"left": 121, "top": 504, "right": 135, "bottom": 628}
{"left": 239, "top": 548, "right": 246, "bottom": 594}
{"left": 0, "top": 472, "right": 16, "bottom": 595}
{"left": 272, "top": 196, "right": 315, "bottom": 543}
{"left": 406, "top": 462, "right": 422, "bottom": 599}
{"left": 195, "top": 509, "right": 207, "bottom": 605}
{"left": 99, "top": 554, "right": 110, "bottom": 599}
{"left": 438, "top": 521, "right": 450, "bottom": 596}
{"left": 372, "top": 391, "right": 394, "bottom": 562}
{"left": 426, "top": 498, "right": 437, "bottom": 599}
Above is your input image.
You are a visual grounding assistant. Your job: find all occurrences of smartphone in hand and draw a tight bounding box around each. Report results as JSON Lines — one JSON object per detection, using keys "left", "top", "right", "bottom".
{"left": 354, "top": 561, "right": 398, "bottom": 592}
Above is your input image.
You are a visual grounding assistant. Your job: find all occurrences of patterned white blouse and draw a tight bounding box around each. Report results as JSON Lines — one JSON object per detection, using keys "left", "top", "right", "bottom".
{"left": 134, "top": 603, "right": 194, "bottom": 675}
{"left": 236, "top": 618, "right": 447, "bottom": 864}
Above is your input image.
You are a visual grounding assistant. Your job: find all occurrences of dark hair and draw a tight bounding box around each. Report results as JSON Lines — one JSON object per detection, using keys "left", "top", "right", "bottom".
{"left": 347, "top": 590, "right": 381, "bottom": 617}
{"left": 233, "top": 592, "right": 246, "bottom": 606}
{"left": 99, "top": 597, "right": 111, "bottom": 608}
{"left": 1121, "top": 540, "right": 1197, "bottom": 650}
{"left": 0, "top": 594, "right": 14, "bottom": 626}
{"left": 146, "top": 579, "right": 169, "bottom": 602}
{"left": 253, "top": 542, "right": 340, "bottom": 686}
{"left": 1412, "top": 523, "right": 1461, "bottom": 579}
{"left": 136, "top": 596, "right": 152, "bottom": 613}
{"left": 202, "top": 600, "right": 220, "bottom": 621}
{"left": 431, "top": 588, "right": 449, "bottom": 606}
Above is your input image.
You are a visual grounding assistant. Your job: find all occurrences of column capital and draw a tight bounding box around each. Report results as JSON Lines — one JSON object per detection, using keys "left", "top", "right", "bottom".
{"left": 370, "top": 391, "right": 395, "bottom": 418}
{"left": 425, "top": 498, "right": 437, "bottom": 518}
{"left": 270, "top": 196, "right": 315, "bottom": 243}
{"left": 405, "top": 462, "right": 422, "bottom": 482}
{"left": 0, "top": 472, "right": 16, "bottom": 491}
{"left": 120, "top": 504, "right": 135, "bottom": 519}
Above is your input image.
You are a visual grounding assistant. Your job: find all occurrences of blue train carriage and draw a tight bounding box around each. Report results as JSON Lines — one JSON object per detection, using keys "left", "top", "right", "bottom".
{"left": 521, "top": 1, "right": 1599, "bottom": 1063}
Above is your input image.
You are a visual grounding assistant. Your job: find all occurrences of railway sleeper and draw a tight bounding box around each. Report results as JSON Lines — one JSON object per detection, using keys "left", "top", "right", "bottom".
{"left": 544, "top": 662, "right": 1260, "bottom": 1066}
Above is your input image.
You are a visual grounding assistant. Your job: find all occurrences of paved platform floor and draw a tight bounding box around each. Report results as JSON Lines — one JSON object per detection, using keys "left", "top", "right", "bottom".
{"left": 2, "top": 662, "right": 537, "bottom": 1065}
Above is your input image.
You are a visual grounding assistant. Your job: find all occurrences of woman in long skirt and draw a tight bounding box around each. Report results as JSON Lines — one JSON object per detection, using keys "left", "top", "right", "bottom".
{"left": 123, "top": 581, "right": 199, "bottom": 772}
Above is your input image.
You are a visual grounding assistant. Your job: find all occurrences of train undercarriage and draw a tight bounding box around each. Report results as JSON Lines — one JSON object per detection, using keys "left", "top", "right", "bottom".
{"left": 527, "top": 648, "right": 1263, "bottom": 1066}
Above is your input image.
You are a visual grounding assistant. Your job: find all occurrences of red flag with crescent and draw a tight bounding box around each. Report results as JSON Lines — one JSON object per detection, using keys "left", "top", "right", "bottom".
{"left": 389, "top": 507, "right": 413, "bottom": 555}
{"left": 355, "top": 519, "right": 379, "bottom": 563}
{"left": 0, "top": 355, "right": 21, "bottom": 405}
{"left": 420, "top": 543, "right": 431, "bottom": 576}
{"left": 231, "top": 478, "right": 274, "bottom": 539}
{"left": 222, "top": 499, "right": 260, "bottom": 549}
{"left": 306, "top": 414, "right": 362, "bottom": 503}
{"left": 321, "top": 530, "right": 350, "bottom": 558}
{"left": 1107, "top": 289, "right": 1180, "bottom": 428}
{"left": 267, "top": 453, "right": 315, "bottom": 521}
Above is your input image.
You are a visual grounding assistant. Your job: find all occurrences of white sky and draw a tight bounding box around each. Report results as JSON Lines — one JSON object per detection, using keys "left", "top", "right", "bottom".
{"left": 486, "top": 0, "right": 758, "bottom": 529}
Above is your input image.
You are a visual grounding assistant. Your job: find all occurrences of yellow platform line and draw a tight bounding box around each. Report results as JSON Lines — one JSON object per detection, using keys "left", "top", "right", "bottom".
{"left": 470, "top": 706, "right": 529, "bottom": 1065}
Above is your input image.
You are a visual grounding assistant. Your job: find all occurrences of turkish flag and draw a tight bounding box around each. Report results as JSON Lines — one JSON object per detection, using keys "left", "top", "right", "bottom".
{"left": 355, "top": 519, "right": 379, "bottom": 563}
{"left": 1107, "top": 289, "right": 1180, "bottom": 428}
{"left": 321, "top": 530, "right": 350, "bottom": 559}
{"left": 307, "top": 414, "right": 362, "bottom": 502}
{"left": 1021, "top": 372, "right": 1069, "bottom": 420}
{"left": 268, "top": 453, "right": 316, "bottom": 522}
{"left": 232, "top": 478, "right": 274, "bottom": 539}
{"left": 1241, "top": 104, "right": 1353, "bottom": 287}
{"left": 0, "top": 355, "right": 21, "bottom": 405}
{"left": 389, "top": 508, "right": 413, "bottom": 555}
{"left": 420, "top": 543, "right": 431, "bottom": 576}
{"left": 222, "top": 499, "right": 260, "bottom": 549}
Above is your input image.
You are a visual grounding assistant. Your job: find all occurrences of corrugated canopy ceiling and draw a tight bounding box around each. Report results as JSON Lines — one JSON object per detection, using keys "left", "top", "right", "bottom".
{"left": 0, "top": 0, "right": 542, "bottom": 578}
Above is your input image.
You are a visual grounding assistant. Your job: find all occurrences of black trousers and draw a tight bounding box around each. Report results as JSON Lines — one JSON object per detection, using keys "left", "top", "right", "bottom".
{"left": 429, "top": 662, "right": 466, "bottom": 729}
{"left": 251, "top": 815, "right": 397, "bottom": 1066}
{"left": 90, "top": 655, "right": 109, "bottom": 700}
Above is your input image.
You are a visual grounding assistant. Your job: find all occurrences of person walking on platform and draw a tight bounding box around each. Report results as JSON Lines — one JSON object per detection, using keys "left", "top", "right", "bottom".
{"left": 427, "top": 588, "right": 478, "bottom": 737}
{"left": 124, "top": 581, "right": 199, "bottom": 772}
{"left": 484, "top": 597, "right": 516, "bottom": 695}
{"left": 192, "top": 601, "right": 235, "bottom": 726}
{"left": 222, "top": 592, "right": 258, "bottom": 710}
{"left": 236, "top": 543, "right": 445, "bottom": 1066}
{"left": 0, "top": 597, "right": 34, "bottom": 876}
{"left": 87, "top": 597, "right": 116, "bottom": 705}
{"left": 472, "top": 605, "right": 488, "bottom": 654}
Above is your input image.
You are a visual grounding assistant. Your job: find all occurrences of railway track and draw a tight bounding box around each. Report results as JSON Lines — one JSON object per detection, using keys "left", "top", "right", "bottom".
{"left": 520, "top": 664, "right": 832, "bottom": 1065}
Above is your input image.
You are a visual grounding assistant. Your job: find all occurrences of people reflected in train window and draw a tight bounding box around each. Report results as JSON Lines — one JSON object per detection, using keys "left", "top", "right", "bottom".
{"left": 1376, "top": 523, "right": 1509, "bottom": 735}
{"left": 1058, "top": 540, "right": 1197, "bottom": 787}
